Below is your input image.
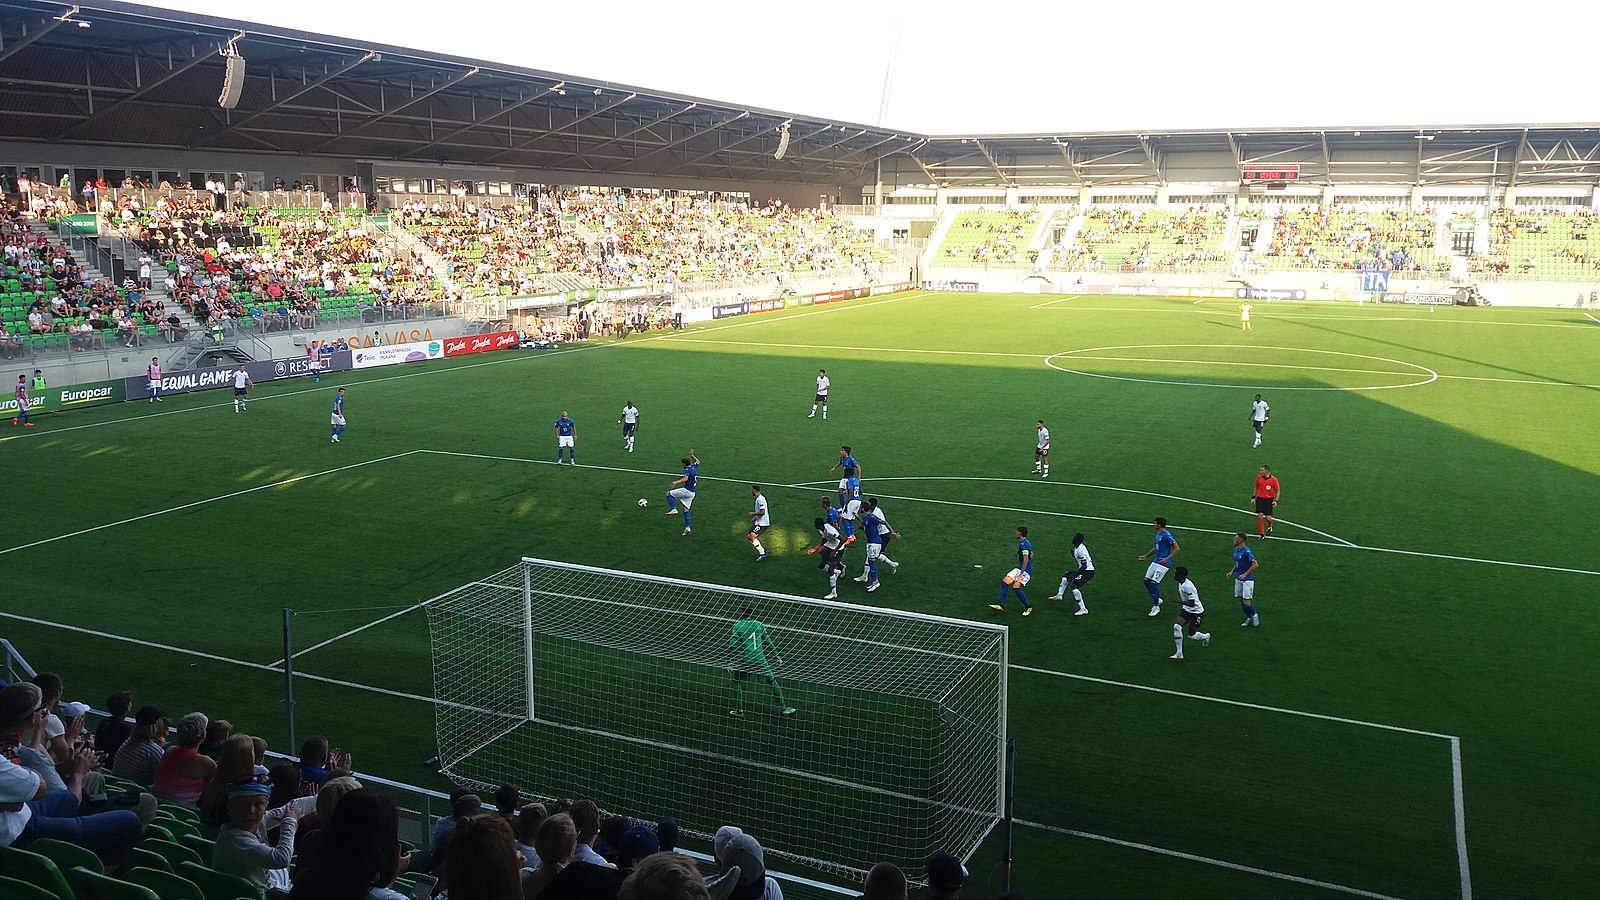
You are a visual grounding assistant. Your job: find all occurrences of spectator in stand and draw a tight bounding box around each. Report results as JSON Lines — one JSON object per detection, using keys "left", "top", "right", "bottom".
{"left": 291, "top": 789, "right": 409, "bottom": 900}
{"left": 860, "top": 863, "right": 907, "bottom": 900}
{"left": 92, "top": 691, "right": 134, "bottom": 764}
{"left": 598, "top": 815, "right": 629, "bottom": 863}
{"left": 110, "top": 706, "right": 166, "bottom": 785}
{"left": 150, "top": 711, "right": 217, "bottom": 805}
{"left": 292, "top": 774, "right": 364, "bottom": 877}
{"left": 30, "top": 673, "right": 79, "bottom": 765}
{"left": 200, "top": 717, "right": 233, "bottom": 759}
{"left": 268, "top": 763, "right": 305, "bottom": 810}
{"left": 614, "top": 826, "right": 659, "bottom": 877}
{"left": 712, "top": 829, "right": 781, "bottom": 900}
{"left": 299, "top": 734, "right": 352, "bottom": 791}
{"left": 0, "top": 682, "right": 142, "bottom": 863}
{"left": 445, "top": 813, "right": 525, "bottom": 900}
{"left": 514, "top": 802, "right": 548, "bottom": 870}
{"left": 214, "top": 777, "right": 300, "bottom": 894}
{"left": 251, "top": 736, "right": 270, "bottom": 776}
{"left": 920, "top": 853, "right": 967, "bottom": 899}
{"left": 618, "top": 852, "right": 739, "bottom": 900}
{"left": 198, "top": 734, "right": 260, "bottom": 826}
{"left": 524, "top": 812, "right": 576, "bottom": 899}
{"left": 568, "top": 799, "right": 612, "bottom": 868}
{"left": 655, "top": 818, "right": 678, "bottom": 853}
{"left": 493, "top": 782, "right": 520, "bottom": 825}
{"left": 425, "top": 789, "right": 481, "bottom": 874}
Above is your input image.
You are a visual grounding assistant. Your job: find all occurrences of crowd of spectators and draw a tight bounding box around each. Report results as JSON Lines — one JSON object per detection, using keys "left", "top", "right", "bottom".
{"left": 1264, "top": 206, "right": 1440, "bottom": 272}
{"left": 939, "top": 208, "right": 1038, "bottom": 266}
{"left": 1, "top": 217, "right": 164, "bottom": 349}
{"left": 403, "top": 190, "right": 888, "bottom": 294}
{"left": 0, "top": 669, "right": 1022, "bottom": 899}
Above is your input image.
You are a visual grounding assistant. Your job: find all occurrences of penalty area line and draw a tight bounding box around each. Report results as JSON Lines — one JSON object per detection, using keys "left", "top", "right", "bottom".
{"left": 1014, "top": 818, "right": 1406, "bottom": 900}
{"left": 0, "top": 450, "right": 426, "bottom": 557}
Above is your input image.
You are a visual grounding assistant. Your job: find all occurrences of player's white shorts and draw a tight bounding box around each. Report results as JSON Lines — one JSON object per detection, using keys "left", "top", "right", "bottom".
{"left": 308, "top": 360, "right": 321, "bottom": 371}
{"left": 842, "top": 499, "right": 861, "bottom": 520}
{"left": 1233, "top": 578, "right": 1255, "bottom": 600}
{"left": 1005, "top": 568, "right": 1031, "bottom": 586}
{"left": 838, "top": 477, "right": 852, "bottom": 491}
{"left": 557, "top": 435, "right": 574, "bottom": 448}
{"left": 331, "top": 414, "right": 346, "bottom": 426}
{"left": 865, "top": 542, "right": 883, "bottom": 560}
{"left": 1144, "top": 562, "right": 1170, "bottom": 583}
{"left": 147, "top": 380, "right": 159, "bottom": 392}
{"left": 668, "top": 487, "right": 695, "bottom": 509}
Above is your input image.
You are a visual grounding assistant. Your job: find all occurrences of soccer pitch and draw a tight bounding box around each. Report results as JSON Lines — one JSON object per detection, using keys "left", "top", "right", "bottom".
{"left": 3, "top": 291, "right": 1596, "bottom": 898}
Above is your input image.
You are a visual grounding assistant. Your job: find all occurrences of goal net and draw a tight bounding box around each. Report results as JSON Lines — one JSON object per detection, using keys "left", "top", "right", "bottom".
{"left": 425, "top": 557, "right": 1008, "bottom": 883}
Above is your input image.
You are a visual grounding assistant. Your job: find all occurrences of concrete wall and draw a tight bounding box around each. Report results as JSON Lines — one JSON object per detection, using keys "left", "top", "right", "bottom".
{"left": 23, "top": 316, "right": 481, "bottom": 385}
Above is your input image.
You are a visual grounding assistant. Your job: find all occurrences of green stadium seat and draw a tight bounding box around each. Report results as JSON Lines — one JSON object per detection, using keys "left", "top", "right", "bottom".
{"left": 152, "top": 816, "right": 198, "bottom": 841}
{"left": 174, "top": 861, "right": 257, "bottom": 900}
{"left": 30, "top": 837, "right": 105, "bottom": 876}
{"left": 0, "top": 875, "right": 65, "bottom": 900}
{"left": 156, "top": 805, "right": 199, "bottom": 825}
{"left": 136, "top": 838, "right": 200, "bottom": 869}
{"left": 0, "top": 844, "right": 75, "bottom": 900}
{"left": 121, "top": 868, "right": 205, "bottom": 900}
{"left": 141, "top": 824, "right": 176, "bottom": 844}
{"left": 121, "top": 847, "right": 173, "bottom": 874}
{"left": 177, "top": 835, "right": 214, "bottom": 862}
{"left": 70, "top": 866, "right": 161, "bottom": 900}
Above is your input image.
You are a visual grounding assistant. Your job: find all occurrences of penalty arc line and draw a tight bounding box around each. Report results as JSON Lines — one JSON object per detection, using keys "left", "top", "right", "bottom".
{"left": 1585, "top": 313, "right": 1600, "bottom": 325}
{"left": 0, "top": 450, "right": 426, "bottom": 557}
{"left": 0, "top": 603, "right": 1453, "bottom": 900}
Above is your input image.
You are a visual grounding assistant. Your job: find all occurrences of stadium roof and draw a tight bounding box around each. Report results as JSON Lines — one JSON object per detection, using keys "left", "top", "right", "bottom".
{"left": 0, "top": 0, "right": 917, "bottom": 184}
{"left": 1, "top": 0, "right": 1597, "bottom": 191}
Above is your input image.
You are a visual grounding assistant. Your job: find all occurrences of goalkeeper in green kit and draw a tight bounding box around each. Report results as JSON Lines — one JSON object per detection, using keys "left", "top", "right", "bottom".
{"left": 728, "top": 605, "right": 797, "bottom": 718}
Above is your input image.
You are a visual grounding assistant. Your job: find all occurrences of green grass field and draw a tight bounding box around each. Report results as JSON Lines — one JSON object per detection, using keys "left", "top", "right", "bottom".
{"left": 3, "top": 291, "right": 1597, "bottom": 898}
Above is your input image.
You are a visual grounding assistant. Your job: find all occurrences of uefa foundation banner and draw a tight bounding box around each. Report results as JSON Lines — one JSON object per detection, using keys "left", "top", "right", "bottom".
{"left": 123, "top": 351, "right": 354, "bottom": 400}
{"left": 0, "top": 378, "right": 125, "bottom": 416}
{"left": 351, "top": 339, "right": 445, "bottom": 369}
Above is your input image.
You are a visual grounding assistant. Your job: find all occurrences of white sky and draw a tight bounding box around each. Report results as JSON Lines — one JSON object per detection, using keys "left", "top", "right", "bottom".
{"left": 153, "top": 0, "right": 1598, "bottom": 135}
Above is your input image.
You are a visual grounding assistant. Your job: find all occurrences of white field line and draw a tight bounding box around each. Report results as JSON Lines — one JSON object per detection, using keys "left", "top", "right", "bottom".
{"left": 0, "top": 343, "right": 603, "bottom": 444}
{"left": 1584, "top": 313, "right": 1600, "bottom": 325}
{"left": 1029, "top": 300, "right": 1594, "bottom": 329}
{"left": 0, "top": 450, "right": 425, "bottom": 556}
{"left": 812, "top": 474, "right": 1358, "bottom": 547}
{"left": 425, "top": 449, "right": 1598, "bottom": 576}
{"left": 1451, "top": 737, "right": 1474, "bottom": 899}
{"left": 1014, "top": 818, "right": 1406, "bottom": 900}
{"left": 651, "top": 335, "right": 1597, "bottom": 391}
{"left": 0, "top": 603, "right": 1461, "bottom": 899}
{"left": 0, "top": 291, "right": 932, "bottom": 445}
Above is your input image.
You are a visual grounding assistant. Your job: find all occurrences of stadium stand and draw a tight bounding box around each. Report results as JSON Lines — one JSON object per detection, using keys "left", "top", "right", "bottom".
{"left": 0, "top": 667, "right": 964, "bottom": 900}
{"left": 1065, "top": 206, "right": 1229, "bottom": 273}
{"left": 937, "top": 208, "right": 1039, "bottom": 266}
{"left": 1261, "top": 206, "right": 1444, "bottom": 273}
{"left": 1472, "top": 208, "right": 1600, "bottom": 281}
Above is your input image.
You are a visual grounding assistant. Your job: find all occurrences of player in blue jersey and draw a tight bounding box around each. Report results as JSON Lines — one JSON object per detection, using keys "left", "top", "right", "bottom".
{"left": 1138, "top": 517, "right": 1180, "bottom": 617}
{"left": 554, "top": 411, "right": 577, "bottom": 464}
{"left": 836, "top": 475, "right": 862, "bottom": 542}
{"left": 1229, "top": 532, "right": 1260, "bottom": 627}
{"left": 829, "top": 445, "right": 861, "bottom": 505}
{"left": 853, "top": 498, "right": 900, "bottom": 592}
{"left": 666, "top": 450, "right": 699, "bottom": 536}
{"left": 990, "top": 527, "right": 1034, "bottom": 615}
{"left": 820, "top": 496, "right": 842, "bottom": 535}
{"left": 329, "top": 388, "right": 347, "bottom": 443}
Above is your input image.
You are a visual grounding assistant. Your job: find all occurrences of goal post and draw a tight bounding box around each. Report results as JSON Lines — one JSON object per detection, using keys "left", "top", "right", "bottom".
{"left": 425, "top": 557, "right": 1009, "bottom": 883}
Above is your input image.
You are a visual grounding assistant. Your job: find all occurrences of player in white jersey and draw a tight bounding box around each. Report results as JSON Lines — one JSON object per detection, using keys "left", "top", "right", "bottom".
{"left": 231, "top": 365, "right": 253, "bottom": 412}
{"left": 1240, "top": 301, "right": 1253, "bottom": 332}
{"left": 617, "top": 401, "right": 640, "bottom": 452}
{"left": 747, "top": 485, "right": 771, "bottom": 561}
{"left": 809, "top": 368, "right": 830, "bottom": 419}
{"left": 1032, "top": 420, "right": 1051, "bottom": 478}
{"left": 1250, "top": 393, "right": 1270, "bottom": 448}
{"left": 1170, "top": 567, "right": 1210, "bottom": 660}
{"left": 1047, "top": 532, "right": 1093, "bottom": 615}
{"left": 808, "top": 517, "right": 847, "bottom": 599}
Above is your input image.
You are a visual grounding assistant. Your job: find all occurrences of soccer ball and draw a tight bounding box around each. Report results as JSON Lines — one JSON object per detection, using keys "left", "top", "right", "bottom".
{"left": 637, "top": 498, "right": 649, "bottom": 507}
